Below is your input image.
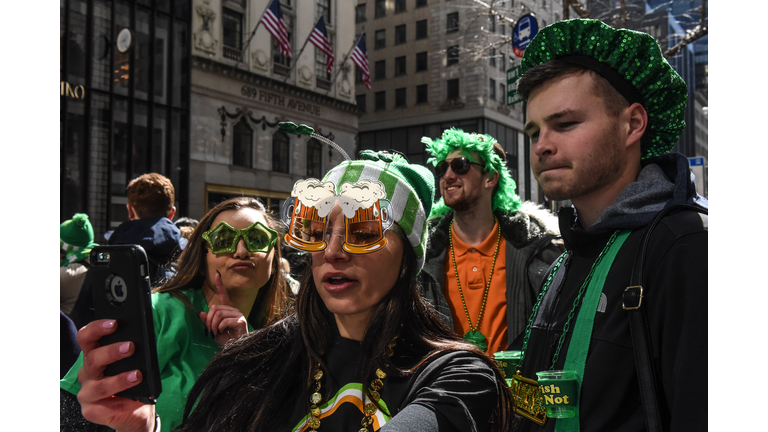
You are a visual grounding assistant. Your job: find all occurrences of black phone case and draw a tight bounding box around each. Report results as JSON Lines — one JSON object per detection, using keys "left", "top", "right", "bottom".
{"left": 89, "top": 245, "right": 162, "bottom": 404}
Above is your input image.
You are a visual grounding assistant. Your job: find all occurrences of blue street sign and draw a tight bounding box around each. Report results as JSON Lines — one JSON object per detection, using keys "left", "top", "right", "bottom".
{"left": 688, "top": 157, "right": 705, "bottom": 167}
{"left": 513, "top": 14, "right": 539, "bottom": 58}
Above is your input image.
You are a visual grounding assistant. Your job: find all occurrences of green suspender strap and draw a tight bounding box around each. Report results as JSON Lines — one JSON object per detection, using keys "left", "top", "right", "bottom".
{"left": 554, "top": 229, "right": 631, "bottom": 432}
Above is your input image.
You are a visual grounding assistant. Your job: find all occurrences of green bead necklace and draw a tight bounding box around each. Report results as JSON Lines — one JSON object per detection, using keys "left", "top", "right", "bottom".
{"left": 449, "top": 218, "right": 501, "bottom": 352}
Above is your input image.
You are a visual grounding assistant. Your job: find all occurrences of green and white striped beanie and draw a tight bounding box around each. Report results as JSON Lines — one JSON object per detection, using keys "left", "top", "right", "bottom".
{"left": 323, "top": 150, "right": 435, "bottom": 272}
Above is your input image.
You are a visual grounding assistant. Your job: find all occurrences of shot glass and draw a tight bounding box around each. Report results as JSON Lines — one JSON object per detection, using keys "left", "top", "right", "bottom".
{"left": 493, "top": 350, "right": 523, "bottom": 387}
{"left": 535, "top": 370, "right": 579, "bottom": 418}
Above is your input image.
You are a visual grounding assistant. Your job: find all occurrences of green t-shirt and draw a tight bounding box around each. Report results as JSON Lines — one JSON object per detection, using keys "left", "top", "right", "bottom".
{"left": 60, "top": 288, "right": 253, "bottom": 430}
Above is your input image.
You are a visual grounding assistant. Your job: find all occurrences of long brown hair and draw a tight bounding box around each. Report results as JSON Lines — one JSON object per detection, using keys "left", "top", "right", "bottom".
{"left": 180, "top": 227, "right": 514, "bottom": 432}
{"left": 154, "top": 197, "right": 291, "bottom": 325}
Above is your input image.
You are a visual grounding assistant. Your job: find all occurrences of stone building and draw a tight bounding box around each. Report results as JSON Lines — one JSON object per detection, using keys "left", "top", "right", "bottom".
{"left": 353, "top": 0, "right": 555, "bottom": 203}
{"left": 60, "top": 0, "right": 359, "bottom": 239}
{"left": 188, "top": 0, "right": 358, "bottom": 218}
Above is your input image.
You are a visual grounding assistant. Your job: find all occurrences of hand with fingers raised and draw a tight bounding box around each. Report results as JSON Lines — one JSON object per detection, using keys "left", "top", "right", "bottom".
{"left": 198, "top": 271, "right": 250, "bottom": 347}
{"left": 75, "top": 319, "right": 156, "bottom": 432}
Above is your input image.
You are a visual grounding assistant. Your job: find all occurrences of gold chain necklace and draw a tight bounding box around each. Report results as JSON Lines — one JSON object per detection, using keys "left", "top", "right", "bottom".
{"left": 306, "top": 337, "right": 397, "bottom": 431}
{"left": 449, "top": 218, "right": 501, "bottom": 352}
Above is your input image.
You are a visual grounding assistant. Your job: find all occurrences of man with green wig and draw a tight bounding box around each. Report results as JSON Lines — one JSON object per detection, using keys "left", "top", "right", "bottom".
{"left": 419, "top": 128, "right": 563, "bottom": 354}
{"left": 512, "top": 19, "right": 707, "bottom": 431}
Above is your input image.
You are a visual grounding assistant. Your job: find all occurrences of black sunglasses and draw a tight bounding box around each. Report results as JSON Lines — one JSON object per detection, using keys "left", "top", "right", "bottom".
{"left": 435, "top": 157, "right": 484, "bottom": 178}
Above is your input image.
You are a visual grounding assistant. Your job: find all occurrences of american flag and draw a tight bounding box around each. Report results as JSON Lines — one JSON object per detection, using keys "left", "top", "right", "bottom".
{"left": 350, "top": 33, "right": 370, "bottom": 89}
{"left": 262, "top": 0, "right": 291, "bottom": 59}
{"left": 309, "top": 17, "right": 334, "bottom": 74}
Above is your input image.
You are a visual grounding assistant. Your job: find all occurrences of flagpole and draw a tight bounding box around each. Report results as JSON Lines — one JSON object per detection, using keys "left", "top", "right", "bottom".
{"left": 282, "top": 17, "right": 320, "bottom": 83}
{"left": 324, "top": 26, "right": 364, "bottom": 97}
{"left": 234, "top": 0, "right": 272, "bottom": 70}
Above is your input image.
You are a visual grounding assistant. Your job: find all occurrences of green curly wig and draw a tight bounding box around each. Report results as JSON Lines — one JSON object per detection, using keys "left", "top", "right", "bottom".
{"left": 423, "top": 128, "right": 522, "bottom": 220}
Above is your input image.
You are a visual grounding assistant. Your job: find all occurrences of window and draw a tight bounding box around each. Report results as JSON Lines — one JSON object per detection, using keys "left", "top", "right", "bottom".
{"left": 447, "top": 79, "right": 459, "bottom": 100}
{"left": 416, "top": 19, "right": 428, "bottom": 40}
{"left": 447, "top": 45, "right": 459, "bottom": 66}
{"left": 395, "top": 0, "right": 406, "bottom": 13}
{"left": 307, "top": 139, "right": 322, "bottom": 178}
{"left": 375, "top": 60, "right": 386, "bottom": 80}
{"left": 395, "top": 25, "right": 406, "bottom": 45}
{"left": 375, "top": 0, "right": 385, "bottom": 18}
{"left": 232, "top": 117, "right": 252, "bottom": 168}
{"left": 375, "top": 29, "right": 386, "bottom": 49}
{"left": 356, "top": 94, "right": 366, "bottom": 112}
{"left": 500, "top": 83, "right": 506, "bottom": 103}
{"left": 375, "top": 91, "right": 386, "bottom": 110}
{"left": 489, "top": 15, "right": 496, "bottom": 32}
{"left": 272, "top": 131, "right": 290, "bottom": 173}
{"left": 499, "top": 51, "right": 506, "bottom": 71}
{"left": 489, "top": 48, "right": 496, "bottom": 67}
{"left": 394, "top": 56, "right": 406, "bottom": 76}
{"left": 490, "top": 78, "right": 496, "bottom": 101}
{"left": 315, "top": 43, "right": 332, "bottom": 87}
{"left": 395, "top": 88, "right": 406, "bottom": 108}
{"left": 222, "top": 8, "right": 242, "bottom": 60}
{"left": 447, "top": 12, "right": 459, "bottom": 33}
{"left": 317, "top": 0, "right": 331, "bottom": 24}
{"left": 355, "top": 4, "right": 366, "bottom": 23}
{"left": 416, "top": 0, "right": 427, "bottom": 7}
{"left": 416, "top": 51, "right": 428, "bottom": 72}
{"left": 356, "top": 67, "right": 364, "bottom": 84}
{"left": 416, "top": 84, "right": 428, "bottom": 104}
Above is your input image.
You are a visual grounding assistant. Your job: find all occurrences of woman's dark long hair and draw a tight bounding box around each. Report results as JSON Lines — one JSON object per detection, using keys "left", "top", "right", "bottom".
{"left": 179, "top": 228, "right": 514, "bottom": 432}
{"left": 153, "top": 197, "right": 290, "bottom": 325}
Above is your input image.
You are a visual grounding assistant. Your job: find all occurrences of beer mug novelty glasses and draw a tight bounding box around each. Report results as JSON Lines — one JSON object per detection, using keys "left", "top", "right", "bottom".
{"left": 281, "top": 178, "right": 394, "bottom": 254}
{"left": 202, "top": 221, "right": 278, "bottom": 254}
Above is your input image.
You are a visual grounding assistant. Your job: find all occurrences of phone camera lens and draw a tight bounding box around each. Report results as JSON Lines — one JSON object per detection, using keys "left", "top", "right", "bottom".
{"left": 98, "top": 253, "right": 104, "bottom": 260}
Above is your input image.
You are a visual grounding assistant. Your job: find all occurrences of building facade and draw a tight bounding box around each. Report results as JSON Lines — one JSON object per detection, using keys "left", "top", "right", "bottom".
{"left": 186, "top": 0, "right": 358, "bottom": 220}
{"left": 353, "top": 0, "right": 554, "bottom": 204}
{"left": 61, "top": 0, "right": 192, "bottom": 239}
{"left": 60, "top": 0, "right": 359, "bottom": 239}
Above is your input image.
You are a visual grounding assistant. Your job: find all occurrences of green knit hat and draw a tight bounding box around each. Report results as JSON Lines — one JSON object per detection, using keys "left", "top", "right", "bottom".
{"left": 60, "top": 213, "right": 98, "bottom": 267}
{"left": 423, "top": 128, "right": 522, "bottom": 219}
{"left": 519, "top": 19, "right": 688, "bottom": 159}
{"left": 323, "top": 150, "right": 435, "bottom": 272}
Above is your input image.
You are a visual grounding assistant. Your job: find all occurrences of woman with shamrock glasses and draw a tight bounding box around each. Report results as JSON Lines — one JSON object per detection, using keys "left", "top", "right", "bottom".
{"left": 61, "top": 197, "right": 294, "bottom": 432}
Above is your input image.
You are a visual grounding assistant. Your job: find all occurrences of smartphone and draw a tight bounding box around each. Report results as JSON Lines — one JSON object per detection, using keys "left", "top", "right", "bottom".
{"left": 89, "top": 245, "right": 162, "bottom": 404}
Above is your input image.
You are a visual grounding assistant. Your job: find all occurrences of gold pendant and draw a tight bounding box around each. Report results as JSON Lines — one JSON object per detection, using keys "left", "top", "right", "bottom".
{"left": 511, "top": 372, "right": 548, "bottom": 426}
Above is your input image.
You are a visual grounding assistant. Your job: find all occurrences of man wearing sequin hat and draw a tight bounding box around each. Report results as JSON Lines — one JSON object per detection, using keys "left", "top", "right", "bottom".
{"left": 510, "top": 19, "right": 708, "bottom": 431}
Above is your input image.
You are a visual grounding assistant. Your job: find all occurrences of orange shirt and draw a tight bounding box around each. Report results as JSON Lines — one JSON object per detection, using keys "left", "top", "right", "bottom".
{"left": 443, "top": 221, "right": 508, "bottom": 354}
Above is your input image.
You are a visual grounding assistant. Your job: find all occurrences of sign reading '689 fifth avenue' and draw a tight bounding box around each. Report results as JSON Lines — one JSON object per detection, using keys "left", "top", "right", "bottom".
{"left": 241, "top": 85, "right": 322, "bottom": 116}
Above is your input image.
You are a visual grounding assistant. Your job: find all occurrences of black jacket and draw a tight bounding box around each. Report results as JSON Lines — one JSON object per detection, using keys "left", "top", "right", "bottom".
{"left": 68, "top": 217, "right": 182, "bottom": 329}
{"left": 513, "top": 153, "right": 708, "bottom": 432}
{"left": 420, "top": 203, "right": 563, "bottom": 348}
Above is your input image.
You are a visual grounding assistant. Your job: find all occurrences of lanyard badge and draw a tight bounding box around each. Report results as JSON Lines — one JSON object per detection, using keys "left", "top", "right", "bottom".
{"left": 281, "top": 178, "right": 394, "bottom": 254}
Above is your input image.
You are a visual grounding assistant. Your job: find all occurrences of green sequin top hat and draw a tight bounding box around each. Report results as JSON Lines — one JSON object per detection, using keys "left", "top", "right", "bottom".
{"left": 422, "top": 128, "right": 522, "bottom": 219}
{"left": 60, "top": 213, "right": 98, "bottom": 267}
{"left": 520, "top": 19, "right": 688, "bottom": 159}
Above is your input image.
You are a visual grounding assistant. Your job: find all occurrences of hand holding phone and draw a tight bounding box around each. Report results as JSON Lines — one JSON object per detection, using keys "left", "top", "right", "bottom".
{"left": 75, "top": 318, "right": 157, "bottom": 432}
{"left": 89, "top": 245, "right": 162, "bottom": 404}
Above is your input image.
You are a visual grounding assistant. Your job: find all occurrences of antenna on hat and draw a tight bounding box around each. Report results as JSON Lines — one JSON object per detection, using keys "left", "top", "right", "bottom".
{"left": 278, "top": 122, "right": 351, "bottom": 161}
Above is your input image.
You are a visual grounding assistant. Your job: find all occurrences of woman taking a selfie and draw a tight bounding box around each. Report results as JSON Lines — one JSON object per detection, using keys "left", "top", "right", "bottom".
{"left": 60, "top": 197, "right": 293, "bottom": 431}
{"left": 72, "top": 149, "right": 513, "bottom": 432}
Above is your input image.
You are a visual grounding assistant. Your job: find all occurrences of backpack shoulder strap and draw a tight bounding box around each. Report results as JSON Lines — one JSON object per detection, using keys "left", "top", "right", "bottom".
{"left": 623, "top": 204, "right": 707, "bottom": 432}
